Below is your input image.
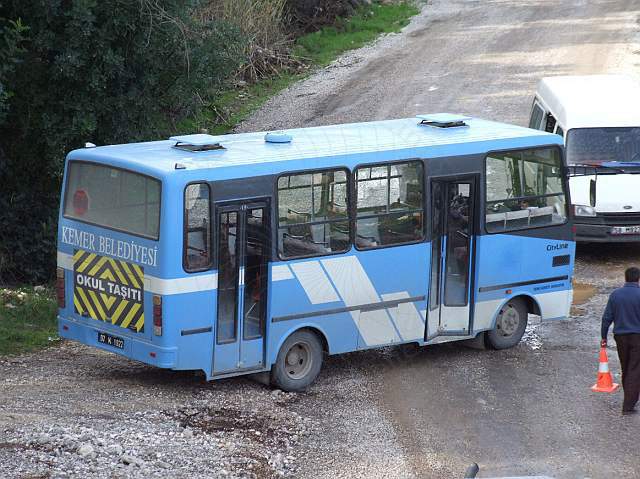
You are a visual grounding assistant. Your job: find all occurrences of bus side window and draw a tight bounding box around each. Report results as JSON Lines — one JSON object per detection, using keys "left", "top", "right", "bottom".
{"left": 555, "top": 125, "right": 564, "bottom": 138}
{"left": 485, "top": 148, "right": 567, "bottom": 233}
{"left": 184, "top": 183, "right": 212, "bottom": 271}
{"left": 355, "top": 161, "right": 424, "bottom": 249}
{"left": 277, "top": 169, "right": 350, "bottom": 259}
{"left": 529, "top": 102, "right": 545, "bottom": 130}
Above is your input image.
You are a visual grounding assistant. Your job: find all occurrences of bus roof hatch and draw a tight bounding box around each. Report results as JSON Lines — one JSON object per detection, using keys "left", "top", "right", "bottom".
{"left": 417, "top": 113, "right": 471, "bottom": 128}
{"left": 170, "top": 134, "right": 225, "bottom": 152}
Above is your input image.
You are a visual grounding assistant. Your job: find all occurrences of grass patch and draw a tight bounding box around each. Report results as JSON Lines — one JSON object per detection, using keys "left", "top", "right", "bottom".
{"left": 294, "top": 2, "right": 419, "bottom": 66}
{"left": 0, "top": 286, "right": 58, "bottom": 355}
{"left": 194, "top": 1, "right": 419, "bottom": 134}
{"left": 189, "top": 72, "right": 299, "bottom": 136}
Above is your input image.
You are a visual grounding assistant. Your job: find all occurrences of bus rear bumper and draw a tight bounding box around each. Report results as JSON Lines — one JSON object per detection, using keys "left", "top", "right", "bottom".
{"left": 58, "top": 316, "right": 177, "bottom": 369}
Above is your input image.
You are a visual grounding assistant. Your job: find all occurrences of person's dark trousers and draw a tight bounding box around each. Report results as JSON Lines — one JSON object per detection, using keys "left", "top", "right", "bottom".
{"left": 614, "top": 333, "right": 640, "bottom": 412}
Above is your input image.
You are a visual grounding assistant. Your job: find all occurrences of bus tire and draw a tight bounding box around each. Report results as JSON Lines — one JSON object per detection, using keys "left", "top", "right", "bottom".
{"left": 486, "top": 298, "right": 528, "bottom": 350}
{"left": 271, "top": 329, "right": 323, "bottom": 392}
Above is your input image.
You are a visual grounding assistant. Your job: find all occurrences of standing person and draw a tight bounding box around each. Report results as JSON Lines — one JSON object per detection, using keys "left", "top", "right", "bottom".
{"left": 601, "top": 266, "right": 640, "bottom": 415}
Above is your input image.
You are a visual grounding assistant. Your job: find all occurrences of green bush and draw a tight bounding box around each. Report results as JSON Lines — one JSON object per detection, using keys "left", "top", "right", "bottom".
{"left": 0, "top": 0, "right": 243, "bottom": 284}
{"left": 0, "top": 15, "right": 27, "bottom": 124}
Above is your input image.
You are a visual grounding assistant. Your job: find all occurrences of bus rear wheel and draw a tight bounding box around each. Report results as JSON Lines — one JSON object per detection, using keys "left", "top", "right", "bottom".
{"left": 271, "top": 330, "right": 323, "bottom": 392}
{"left": 486, "top": 298, "right": 528, "bottom": 349}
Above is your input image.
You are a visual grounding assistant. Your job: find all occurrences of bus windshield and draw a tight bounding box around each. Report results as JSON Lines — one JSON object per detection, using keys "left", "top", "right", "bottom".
{"left": 63, "top": 162, "right": 161, "bottom": 239}
{"left": 566, "top": 127, "right": 640, "bottom": 165}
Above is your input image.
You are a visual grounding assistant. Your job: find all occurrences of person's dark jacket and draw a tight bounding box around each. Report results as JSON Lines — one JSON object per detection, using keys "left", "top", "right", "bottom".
{"left": 601, "top": 282, "right": 640, "bottom": 339}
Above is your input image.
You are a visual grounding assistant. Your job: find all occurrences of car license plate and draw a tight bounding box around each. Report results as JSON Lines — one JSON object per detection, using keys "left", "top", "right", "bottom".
{"left": 98, "top": 332, "right": 124, "bottom": 349}
{"left": 612, "top": 225, "right": 640, "bottom": 235}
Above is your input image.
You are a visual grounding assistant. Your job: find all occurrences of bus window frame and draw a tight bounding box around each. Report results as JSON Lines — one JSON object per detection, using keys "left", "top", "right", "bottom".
{"left": 183, "top": 181, "right": 213, "bottom": 273}
{"left": 482, "top": 144, "right": 569, "bottom": 235}
{"left": 352, "top": 158, "right": 426, "bottom": 252}
{"left": 275, "top": 166, "right": 353, "bottom": 261}
{"left": 62, "top": 159, "right": 162, "bottom": 241}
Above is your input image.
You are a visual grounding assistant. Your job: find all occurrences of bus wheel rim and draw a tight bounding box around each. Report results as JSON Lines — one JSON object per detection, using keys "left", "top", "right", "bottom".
{"left": 497, "top": 305, "right": 519, "bottom": 337}
{"left": 284, "top": 342, "right": 312, "bottom": 380}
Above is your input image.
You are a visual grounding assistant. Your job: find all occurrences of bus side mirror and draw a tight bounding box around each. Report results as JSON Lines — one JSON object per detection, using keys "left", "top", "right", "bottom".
{"left": 590, "top": 179, "right": 596, "bottom": 207}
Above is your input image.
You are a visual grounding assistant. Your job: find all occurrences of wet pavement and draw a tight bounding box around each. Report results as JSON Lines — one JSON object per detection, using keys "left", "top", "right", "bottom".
{"left": 376, "top": 244, "right": 640, "bottom": 478}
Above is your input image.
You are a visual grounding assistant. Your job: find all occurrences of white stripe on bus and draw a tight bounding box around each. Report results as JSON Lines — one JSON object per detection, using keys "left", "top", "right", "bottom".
{"left": 381, "top": 291, "right": 425, "bottom": 341}
{"left": 144, "top": 274, "right": 218, "bottom": 295}
{"left": 321, "top": 256, "right": 400, "bottom": 346}
{"left": 271, "top": 264, "right": 294, "bottom": 281}
{"left": 57, "top": 251, "right": 218, "bottom": 295}
{"left": 290, "top": 261, "right": 340, "bottom": 305}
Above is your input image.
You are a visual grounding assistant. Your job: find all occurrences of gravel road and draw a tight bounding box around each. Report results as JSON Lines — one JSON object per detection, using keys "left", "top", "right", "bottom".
{"left": 3, "top": 1, "right": 640, "bottom": 478}
{"left": 239, "top": 0, "right": 640, "bottom": 133}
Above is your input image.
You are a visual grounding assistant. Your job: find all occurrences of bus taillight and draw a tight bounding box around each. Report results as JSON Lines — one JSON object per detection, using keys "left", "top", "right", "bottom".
{"left": 153, "top": 295, "right": 162, "bottom": 336}
{"left": 56, "top": 267, "right": 65, "bottom": 308}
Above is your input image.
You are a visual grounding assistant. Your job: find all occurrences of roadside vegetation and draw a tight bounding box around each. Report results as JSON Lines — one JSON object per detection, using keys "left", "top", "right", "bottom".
{"left": 294, "top": 2, "right": 417, "bottom": 65}
{"left": 187, "top": 1, "right": 419, "bottom": 134}
{"left": 0, "top": 287, "right": 58, "bottom": 355}
{"left": 0, "top": 0, "right": 418, "bottom": 354}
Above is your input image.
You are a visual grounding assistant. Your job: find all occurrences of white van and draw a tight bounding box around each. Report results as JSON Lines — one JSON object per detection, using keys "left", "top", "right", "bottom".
{"left": 530, "top": 75, "right": 640, "bottom": 241}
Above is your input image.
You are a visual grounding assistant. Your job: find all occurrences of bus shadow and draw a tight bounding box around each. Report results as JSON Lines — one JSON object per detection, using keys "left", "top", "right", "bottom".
{"left": 323, "top": 341, "right": 481, "bottom": 377}
{"left": 85, "top": 341, "right": 496, "bottom": 396}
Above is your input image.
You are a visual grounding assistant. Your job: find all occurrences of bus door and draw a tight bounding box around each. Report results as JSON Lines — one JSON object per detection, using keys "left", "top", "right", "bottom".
{"left": 213, "top": 200, "right": 270, "bottom": 375}
{"left": 427, "top": 177, "right": 476, "bottom": 340}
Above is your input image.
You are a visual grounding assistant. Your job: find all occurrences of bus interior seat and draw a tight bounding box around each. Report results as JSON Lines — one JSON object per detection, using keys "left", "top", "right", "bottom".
{"left": 329, "top": 222, "right": 350, "bottom": 251}
{"left": 404, "top": 183, "right": 422, "bottom": 208}
{"left": 486, "top": 212, "right": 507, "bottom": 231}
{"left": 356, "top": 218, "right": 381, "bottom": 247}
{"left": 282, "top": 231, "right": 329, "bottom": 257}
{"left": 310, "top": 224, "right": 326, "bottom": 244}
{"left": 529, "top": 206, "right": 554, "bottom": 226}
{"left": 380, "top": 213, "right": 421, "bottom": 245}
{"left": 504, "top": 209, "right": 530, "bottom": 228}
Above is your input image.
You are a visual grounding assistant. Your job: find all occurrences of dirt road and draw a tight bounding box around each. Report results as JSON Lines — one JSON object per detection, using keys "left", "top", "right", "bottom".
{"left": 242, "top": 1, "right": 640, "bottom": 477}
{"left": 3, "top": 1, "right": 640, "bottom": 478}
{"left": 240, "top": 0, "right": 640, "bottom": 132}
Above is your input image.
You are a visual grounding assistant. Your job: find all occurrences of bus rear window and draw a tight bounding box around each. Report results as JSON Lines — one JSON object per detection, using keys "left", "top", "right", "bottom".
{"left": 64, "top": 162, "right": 161, "bottom": 240}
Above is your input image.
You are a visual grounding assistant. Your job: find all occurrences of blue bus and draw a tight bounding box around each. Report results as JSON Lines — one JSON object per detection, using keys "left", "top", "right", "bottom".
{"left": 56, "top": 114, "right": 574, "bottom": 391}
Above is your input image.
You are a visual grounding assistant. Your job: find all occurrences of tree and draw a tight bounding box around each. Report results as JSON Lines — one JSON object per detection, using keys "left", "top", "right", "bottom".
{"left": 0, "top": 0, "right": 243, "bottom": 283}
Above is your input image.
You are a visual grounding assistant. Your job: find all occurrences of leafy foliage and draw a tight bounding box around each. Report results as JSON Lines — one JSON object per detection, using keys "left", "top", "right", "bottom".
{"left": 0, "top": 0, "right": 417, "bottom": 285}
{"left": 0, "top": 0, "right": 243, "bottom": 283}
{"left": 0, "top": 14, "right": 27, "bottom": 125}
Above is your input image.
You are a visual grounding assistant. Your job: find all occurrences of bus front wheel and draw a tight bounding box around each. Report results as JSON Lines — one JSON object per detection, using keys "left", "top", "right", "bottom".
{"left": 486, "top": 298, "right": 528, "bottom": 349}
{"left": 271, "top": 329, "right": 323, "bottom": 392}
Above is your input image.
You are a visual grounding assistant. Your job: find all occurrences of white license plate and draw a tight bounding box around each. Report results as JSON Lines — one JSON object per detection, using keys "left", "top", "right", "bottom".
{"left": 612, "top": 225, "right": 640, "bottom": 235}
{"left": 98, "top": 332, "right": 124, "bottom": 349}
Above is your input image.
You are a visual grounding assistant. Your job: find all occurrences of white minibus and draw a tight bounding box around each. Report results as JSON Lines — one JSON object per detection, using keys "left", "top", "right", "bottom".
{"left": 530, "top": 75, "right": 640, "bottom": 241}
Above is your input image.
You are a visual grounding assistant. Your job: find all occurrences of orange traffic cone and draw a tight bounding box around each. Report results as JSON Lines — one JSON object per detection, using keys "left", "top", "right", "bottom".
{"left": 591, "top": 347, "right": 620, "bottom": 393}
